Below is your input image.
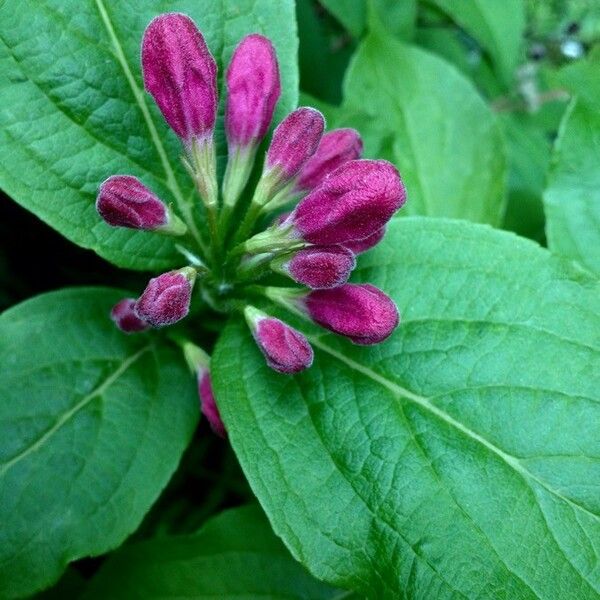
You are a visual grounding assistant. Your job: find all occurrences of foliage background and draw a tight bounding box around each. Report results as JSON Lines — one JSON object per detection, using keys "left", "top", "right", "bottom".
{"left": 0, "top": 0, "right": 599, "bottom": 598}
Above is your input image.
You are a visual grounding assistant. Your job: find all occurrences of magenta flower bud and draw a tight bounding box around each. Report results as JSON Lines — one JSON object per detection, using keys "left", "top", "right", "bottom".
{"left": 266, "top": 107, "right": 325, "bottom": 181}
{"left": 245, "top": 307, "right": 313, "bottom": 374}
{"left": 97, "top": 175, "right": 165, "bottom": 229}
{"left": 142, "top": 13, "right": 217, "bottom": 143}
{"left": 110, "top": 298, "right": 150, "bottom": 333}
{"left": 198, "top": 370, "right": 226, "bottom": 438}
{"left": 135, "top": 267, "right": 196, "bottom": 327}
{"left": 296, "top": 129, "right": 363, "bottom": 192}
{"left": 344, "top": 226, "right": 386, "bottom": 254}
{"left": 226, "top": 34, "right": 281, "bottom": 148}
{"left": 290, "top": 159, "right": 406, "bottom": 245}
{"left": 303, "top": 284, "right": 399, "bottom": 345}
{"left": 274, "top": 245, "right": 356, "bottom": 289}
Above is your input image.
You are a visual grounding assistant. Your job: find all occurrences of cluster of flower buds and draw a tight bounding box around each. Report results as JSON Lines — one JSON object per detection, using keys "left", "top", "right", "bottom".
{"left": 95, "top": 12, "right": 406, "bottom": 402}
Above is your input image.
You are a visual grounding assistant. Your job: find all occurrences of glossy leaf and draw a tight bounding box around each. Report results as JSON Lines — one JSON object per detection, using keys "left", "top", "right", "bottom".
{"left": 0, "top": 288, "right": 198, "bottom": 597}
{"left": 424, "top": 0, "right": 526, "bottom": 86}
{"left": 85, "top": 505, "right": 357, "bottom": 599}
{"left": 213, "top": 217, "right": 600, "bottom": 598}
{"left": 342, "top": 28, "right": 507, "bottom": 225}
{"left": 0, "top": 0, "right": 298, "bottom": 270}
{"left": 544, "top": 100, "right": 600, "bottom": 276}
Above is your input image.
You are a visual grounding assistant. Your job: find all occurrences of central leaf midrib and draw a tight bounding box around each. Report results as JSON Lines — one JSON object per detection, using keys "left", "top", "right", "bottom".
{"left": 0, "top": 344, "right": 152, "bottom": 476}
{"left": 308, "top": 336, "right": 600, "bottom": 524}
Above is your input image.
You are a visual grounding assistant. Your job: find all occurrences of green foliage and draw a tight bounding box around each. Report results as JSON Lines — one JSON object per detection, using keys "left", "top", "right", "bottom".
{"left": 320, "top": 0, "right": 417, "bottom": 40}
{"left": 85, "top": 505, "right": 356, "bottom": 599}
{"left": 213, "top": 217, "right": 600, "bottom": 598}
{"left": 424, "top": 0, "right": 527, "bottom": 87}
{"left": 544, "top": 100, "right": 600, "bottom": 275}
{"left": 340, "top": 28, "right": 507, "bottom": 225}
{"left": 0, "top": 0, "right": 298, "bottom": 270}
{"left": 0, "top": 288, "right": 198, "bottom": 597}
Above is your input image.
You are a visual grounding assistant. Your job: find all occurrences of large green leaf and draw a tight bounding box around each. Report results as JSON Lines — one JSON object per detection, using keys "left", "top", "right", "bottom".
{"left": 85, "top": 505, "right": 357, "bottom": 599}
{"left": 320, "top": 0, "right": 416, "bottom": 40}
{"left": 213, "top": 217, "right": 600, "bottom": 598}
{"left": 0, "top": 288, "right": 198, "bottom": 597}
{"left": 544, "top": 99, "right": 600, "bottom": 276}
{"left": 342, "top": 29, "right": 507, "bottom": 225}
{"left": 0, "top": 0, "right": 298, "bottom": 270}
{"left": 424, "top": 0, "right": 526, "bottom": 87}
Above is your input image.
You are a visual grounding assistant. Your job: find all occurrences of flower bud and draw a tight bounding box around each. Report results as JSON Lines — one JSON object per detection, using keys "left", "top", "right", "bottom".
{"left": 290, "top": 159, "right": 405, "bottom": 245}
{"left": 296, "top": 128, "right": 363, "bottom": 192}
{"left": 244, "top": 306, "right": 313, "bottom": 373}
{"left": 142, "top": 13, "right": 217, "bottom": 144}
{"left": 96, "top": 175, "right": 186, "bottom": 234}
{"left": 110, "top": 298, "right": 150, "bottom": 333}
{"left": 344, "top": 226, "right": 386, "bottom": 254}
{"left": 266, "top": 107, "right": 325, "bottom": 183}
{"left": 273, "top": 245, "right": 356, "bottom": 289}
{"left": 226, "top": 34, "right": 281, "bottom": 149}
{"left": 198, "top": 370, "right": 226, "bottom": 438}
{"left": 303, "top": 284, "right": 399, "bottom": 345}
{"left": 135, "top": 267, "right": 196, "bottom": 327}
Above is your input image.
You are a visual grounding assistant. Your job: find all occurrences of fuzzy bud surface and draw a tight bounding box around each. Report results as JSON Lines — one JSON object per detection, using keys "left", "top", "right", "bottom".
{"left": 291, "top": 160, "right": 405, "bottom": 245}
{"left": 296, "top": 128, "right": 363, "bottom": 192}
{"left": 110, "top": 298, "right": 150, "bottom": 333}
{"left": 226, "top": 34, "right": 280, "bottom": 148}
{"left": 265, "top": 107, "right": 324, "bottom": 181}
{"left": 135, "top": 268, "right": 196, "bottom": 327}
{"left": 278, "top": 245, "right": 356, "bottom": 289}
{"left": 142, "top": 13, "right": 217, "bottom": 143}
{"left": 96, "top": 175, "right": 168, "bottom": 230}
{"left": 245, "top": 307, "right": 313, "bottom": 373}
{"left": 303, "top": 283, "right": 399, "bottom": 345}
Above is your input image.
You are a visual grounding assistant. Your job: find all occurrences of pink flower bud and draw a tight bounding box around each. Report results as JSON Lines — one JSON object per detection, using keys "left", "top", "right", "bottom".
{"left": 110, "top": 298, "right": 150, "bottom": 333}
{"left": 198, "top": 370, "right": 226, "bottom": 438}
{"left": 290, "top": 160, "right": 405, "bottom": 245}
{"left": 344, "top": 226, "right": 386, "bottom": 254}
{"left": 96, "top": 175, "right": 167, "bottom": 230}
{"left": 142, "top": 13, "right": 217, "bottom": 143}
{"left": 226, "top": 34, "right": 281, "bottom": 148}
{"left": 245, "top": 307, "right": 313, "bottom": 373}
{"left": 135, "top": 267, "right": 196, "bottom": 327}
{"left": 296, "top": 129, "right": 363, "bottom": 192}
{"left": 266, "top": 107, "right": 325, "bottom": 181}
{"left": 277, "top": 245, "right": 356, "bottom": 289}
{"left": 303, "top": 284, "right": 399, "bottom": 345}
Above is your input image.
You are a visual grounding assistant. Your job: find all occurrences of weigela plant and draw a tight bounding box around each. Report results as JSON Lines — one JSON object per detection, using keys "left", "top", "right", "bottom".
{"left": 96, "top": 13, "right": 407, "bottom": 424}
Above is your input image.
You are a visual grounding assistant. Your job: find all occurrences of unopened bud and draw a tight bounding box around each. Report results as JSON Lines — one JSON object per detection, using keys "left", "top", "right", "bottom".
{"left": 264, "top": 107, "right": 324, "bottom": 188}
{"left": 289, "top": 160, "right": 405, "bottom": 245}
{"left": 110, "top": 298, "right": 150, "bottom": 333}
{"left": 344, "top": 226, "right": 386, "bottom": 254}
{"left": 96, "top": 175, "right": 186, "bottom": 234}
{"left": 198, "top": 370, "right": 226, "bottom": 437}
{"left": 142, "top": 13, "right": 217, "bottom": 144}
{"left": 244, "top": 306, "right": 313, "bottom": 373}
{"left": 226, "top": 34, "right": 280, "bottom": 149}
{"left": 135, "top": 267, "right": 196, "bottom": 327}
{"left": 302, "top": 284, "right": 399, "bottom": 345}
{"left": 296, "top": 128, "right": 363, "bottom": 192}
{"left": 273, "top": 245, "right": 356, "bottom": 289}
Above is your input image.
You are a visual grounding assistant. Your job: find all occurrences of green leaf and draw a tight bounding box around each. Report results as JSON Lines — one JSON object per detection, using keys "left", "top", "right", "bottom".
{"left": 213, "top": 217, "right": 600, "bottom": 598}
{"left": 544, "top": 99, "right": 600, "bottom": 276}
{"left": 320, "top": 0, "right": 416, "bottom": 40}
{"left": 342, "top": 30, "right": 507, "bottom": 225}
{"left": 424, "top": 0, "right": 526, "bottom": 86}
{"left": 0, "top": 287, "right": 198, "bottom": 597}
{"left": 499, "top": 111, "right": 553, "bottom": 242}
{"left": 85, "top": 505, "right": 357, "bottom": 599}
{"left": 0, "top": 0, "right": 298, "bottom": 270}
